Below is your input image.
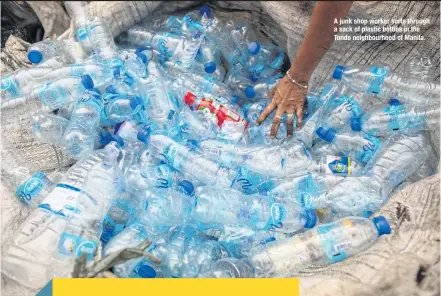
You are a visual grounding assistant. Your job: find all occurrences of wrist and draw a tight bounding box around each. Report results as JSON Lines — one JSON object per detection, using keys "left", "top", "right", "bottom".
{"left": 286, "top": 70, "right": 309, "bottom": 89}
{"left": 287, "top": 68, "right": 310, "bottom": 85}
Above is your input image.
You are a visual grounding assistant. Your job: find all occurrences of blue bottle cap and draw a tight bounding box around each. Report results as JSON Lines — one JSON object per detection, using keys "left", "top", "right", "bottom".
{"left": 372, "top": 216, "right": 391, "bottom": 236}
{"left": 136, "top": 46, "right": 153, "bottom": 54}
{"left": 204, "top": 61, "right": 217, "bottom": 73}
{"left": 137, "top": 126, "right": 151, "bottom": 144}
{"left": 137, "top": 264, "right": 157, "bottom": 278}
{"left": 27, "top": 50, "right": 43, "bottom": 64}
{"left": 136, "top": 52, "right": 148, "bottom": 65}
{"left": 106, "top": 85, "right": 116, "bottom": 94}
{"left": 199, "top": 6, "right": 212, "bottom": 18}
{"left": 350, "top": 117, "right": 362, "bottom": 132}
{"left": 302, "top": 210, "right": 318, "bottom": 228}
{"left": 332, "top": 65, "right": 345, "bottom": 80}
{"left": 113, "top": 67, "right": 121, "bottom": 78}
{"left": 99, "top": 130, "right": 113, "bottom": 146}
{"left": 81, "top": 74, "right": 94, "bottom": 90}
{"left": 388, "top": 98, "right": 401, "bottom": 106}
{"left": 249, "top": 73, "right": 259, "bottom": 82}
{"left": 245, "top": 86, "right": 256, "bottom": 98}
{"left": 248, "top": 42, "right": 261, "bottom": 55}
{"left": 315, "top": 127, "right": 337, "bottom": 143}
{"left": 114, "top": 122, "right": 124, "bottom": 134}
{"left": 192, "top": 31, "right": 202, "bottom": 39}
{"left": 129, "top": 95, "right": 143, "bottom": 110}
{"left": 111, "top": 134, "right": 125, "bottom": 148}
{"left": 231, "top": 95, "right": 240, "bottom": 104}
{"left": 178, "top": 180, "right": 195, "bottom": 197}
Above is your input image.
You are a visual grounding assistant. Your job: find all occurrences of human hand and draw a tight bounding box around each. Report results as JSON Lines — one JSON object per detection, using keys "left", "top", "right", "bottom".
{"left": 255, "top": 74, "right": 308, "bottom": 138}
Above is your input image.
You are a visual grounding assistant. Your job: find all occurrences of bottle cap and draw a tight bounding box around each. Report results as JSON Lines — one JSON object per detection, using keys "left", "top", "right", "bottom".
{"left": 372, "top": 216, "right": 391, "bottom": 236}
{"left": 231, "top": 96, "right": 240, "bottom": 104}
{"left": 248, "top": 42, "right": 261, "bottom": 55}
{"left": 204, "top": 61, "right": 217, "bottom": 74}
{"left": 106, "top": 85, "right": 117, "bottom": 94}
{"left": 111, "top": 134, "right": 125, "bottom": 147}
{"left": 113, "top": 66, "right": 121, "bottom": 79}
{"left": 245, "top": 86, "right": 256, "bottom": 98}
{"left": 302, "top": 210, "right": 318, "bottom": 228}
{"left": 129, "top": 95, "right": 144, "bottom": 110}
{"left": 350, "top": 117, "right": 362, "bottom": 131}
{"left": 114, "top": 122, "right": 124, "bottom": 134}
{"left": 199, "top": 6, "right": 212, "bottom": 18}
{"left": 136, "top": 52, "right": 148, "bottom": 65}
{"left": 178, "top": 180, "right": 195, "bottom": 197}
{"left": 99, "top": 130, "right": 113, "bottom": 146}
{"left": 137, "top": 264, "right": 157, "bottom": 278}
{"left": 81, "top": 74, "right": 94, "bottom": 90}
{"left": 315, "top": 127, "right": 336, "bottom": 142}
{"left": 184, "top": 92, "right": 197, "bottom": 105}
{"left": 27, "top": 50, "right": 43, "bottom": 64}
{"left": 249, "top": 73, "right": 259, "bottom": 82}
{"left": 388, "top": 98, "right": 401, "bottom": 106}
{"left": 332, "top": 65, "right": 345, "bottom": 80}
{"left": 137, "top": 126, "right": 151, "bottom": 144}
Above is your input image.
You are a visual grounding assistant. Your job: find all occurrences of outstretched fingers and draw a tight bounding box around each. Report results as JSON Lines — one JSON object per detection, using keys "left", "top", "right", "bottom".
{"left": 270, "top": 108, "right": 285, "bottom": 139}
{"left": 256, "top": 101, "right": 277, "bottom": 126}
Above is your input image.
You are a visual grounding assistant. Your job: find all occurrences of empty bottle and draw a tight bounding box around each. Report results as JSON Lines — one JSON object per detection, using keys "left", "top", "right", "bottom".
{"left": 247, "top": 44, "right": 285, "bottom": 76}
{"left": 142, "top": 15, "right": 184, "bottom": 33}
{"left": 332, "top": 64, "right": 440, "bottom": 106}
{"left": 86, "top": 16, "right": 119, "bottom": 61}
{"left": 177, "top": 105, "right": 219, "bottom": 142}
{"left": 200, "top": 258, "right": 255, "bottom": 278}
{"left": 102, "top": 92, "right": 143, "bottom": 124}
{"left": 64, "top": 1, "right": 93, "bottom": 53}
{"left": 62, "top": 88, "right": 103, "bottom": 159}
{"left": 351, "top": 101, "right": 440, "bottom": 137}
{"left": 315, "top": 127, "right": 382, "bottom": 166}
{"left": 27, "top": 40, "right": 65, "bottom": 64}
{"left": 250, "top": 216, "right": 391, "bottom": 277}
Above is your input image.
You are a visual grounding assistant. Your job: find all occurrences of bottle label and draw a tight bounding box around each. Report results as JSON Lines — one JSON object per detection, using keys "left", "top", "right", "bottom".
{"left": 367, "top": 66, "right": 389, "bottom": 95}
{"left": 38, "top": 183, "right": 81, "bottom": 217}
{"left": 15, "top": 171, "right": 52, "bottom": 206}
{"left": 355, "top": 134, "right": 382, "bottom": 165}
{"left": 76, "top": 27, "right": 88, "bottom": 41}
{"left": 57, "top": 232, "right": 98, "bottom": 262}
{"left": 383, "top": 104, "right": 407, "bottom": 131}
{"left": 232, "top": 167, "right": 275, "bottom": 195}
{"left": 1, "top": 75, "right": 21, "bottom": 98}
{"left": 296, "top": 174, "right": 315, "bottom": 208}
{"left": 264, "top": 200, "right": 287, "bottom": 231}
{"left": 325, "top": 155, "right": 352, "bottom": 175}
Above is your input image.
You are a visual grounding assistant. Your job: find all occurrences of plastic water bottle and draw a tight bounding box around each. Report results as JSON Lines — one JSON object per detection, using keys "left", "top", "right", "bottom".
{"left": 314, "top": 127, "right": 382, "bottom": 166}
{"left": 1, "top": 144, "right": 118, "bottom": 288}
{"left": 177, "top": 105, "right": 219, "bottom": 142}
{"left": 62, "top": 88, "right": 103, "bottom": 159}
{"left": 27, "top": 40, "right": 65, "bottom": 64}
{"left": 64, "top": 1, "right": 93, "bottom": 53}
{"left": 118, "top": 50, "right": 148, "bottom": 78}
{"left": 183, "top": 92, "right": 247, "bottom": 142}
{"left": 142, "top": 15, "right": 184, "bottom": 33}
{"left": 332, "top": 64, "right": 440, "bottom": 106}
{"left": 86, "top": 16, "right": 119, "bottom": 61}
{"left": 195, "top": 38, "right": 221, "bottom": 74}
{"left": 137, "top": 130, "right": 237, "bottom": 188}
{"left": 250, "top": 216, "right": 391, "bottom": 277}
{"left": 247, "top": 44, "right": 285, "bottom": 77}
{"left": 192, "top": 186, "right": 317, "bottom": 233}
{"left": 351, "top": 101, "right": 440, "bottom": 136}
{"left": 101, "top": 92, "right": 143, "bottom": 124}
{"left": 0, "top": 136, "right": 55, "bottom": 208}
{"left": 230, "top": 23, "right": 260, "bottom": 56}
{"left": 198, "top": 137, "right": 312, "bottom": 178}
{"left": 199, "top": 258, "right": 255, "bottom": 278}
{"left": 309, "top": 133, "right": 428, "bottom": 217}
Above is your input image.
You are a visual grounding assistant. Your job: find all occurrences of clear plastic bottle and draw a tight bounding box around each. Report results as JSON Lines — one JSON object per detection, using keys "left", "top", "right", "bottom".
{"left": 86, "top": 16, "right": 119, "bottom": 61}
{"left": 62, "top": 88, "right": 103, "bottom": 159}
{"left": 27, "top": 40, "right": 65, "bottom": 64}
{"left": 64, "top": 1, "right": 94, "bottom": 53}
{"left": 351, "top": 100, "right": 440, "bottom": 136}
{"left": 1, "top": 136, "right": 55, "bottom": 207}
{"left": 177, "top": 105, "right": 219, "bottom": 142}
{"left": 142, "top": 15, "right": 184, "bottom": 33}
{"left": 332, "top": 64, "right": 440, "bottom": 106}
{"left": 250, "top": 216, "right": 391, "bottom": 277}
{"left": 199, "top": 258, "right": 255, "bottom": 278}
{"left": 101, "top": 92, "right": 143, "bottom": 124}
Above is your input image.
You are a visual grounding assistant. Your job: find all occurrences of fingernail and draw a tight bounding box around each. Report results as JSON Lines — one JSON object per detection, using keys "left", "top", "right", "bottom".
{"left": 256, "top": 123, "right": 260, "bottom": 126}
{"left": 270, "top": 135, "right": 275, "bottom": 139}
{"left": 288, "top": 134, "right": 292, "bottom": 138}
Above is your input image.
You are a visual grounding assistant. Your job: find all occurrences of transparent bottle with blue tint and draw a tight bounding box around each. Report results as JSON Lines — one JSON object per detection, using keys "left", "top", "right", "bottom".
{"left": 351, "top": 99, "right": 440, "bottom": 137}
{"left": 250, "top": 216, "right": 391, "bottom": 277}
{"left": 27, "top": 40, "right": 65, "bottom": 64}
{"left": 86, "top": 16, "right": 119, "bottom": 61}
{"left": 247, "top": 44, "right": 285, "bottom": 77}
{"left": 230, "top": 22, "right": 260, "bottom": 57}
{"left": 64, "top": 1, "right": 93, "bottom": 53}
{"left": 192, "top": 186, "right": 317, "bottom": 233}
{"left": 118, "top": 50, "right": 148, "bottom": 79}
{"left": 1, "top": 135, "right": 56, "bottom": 208}
{"left": 62, "top": 88, "right": 103, "bottom": 160}
{"left": 177, "top": 105, "right": 219, "bottom": 142}
{"left": 199, "top": 258, "right": 255, "bottom": 278}
{"left": 314, "top": 127, "right": 382, "bottom": 166}
{"left": 102, "top": 92, "right": 144, "bottom": 124}
{"left": 332, "top": 64, "right": 440, "bottom": 106}
{"left": 142, "top": 14, "right": 184, "bottom": 33}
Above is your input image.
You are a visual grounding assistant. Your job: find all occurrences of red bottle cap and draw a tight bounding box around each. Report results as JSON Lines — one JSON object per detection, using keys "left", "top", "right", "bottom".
{"left": 184, "top": 92, "right": 197, "bottom": 105}
{"left": 216, "top": 110, "right": 226, "bottom": 127}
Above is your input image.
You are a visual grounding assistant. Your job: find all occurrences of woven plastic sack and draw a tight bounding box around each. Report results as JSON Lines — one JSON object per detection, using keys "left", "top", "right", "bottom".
{"left": 1, "top": 1, "right": 439, "bottom": 295}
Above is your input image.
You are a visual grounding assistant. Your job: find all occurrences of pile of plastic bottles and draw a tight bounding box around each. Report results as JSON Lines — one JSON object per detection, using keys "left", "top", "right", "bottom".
{"left": 1, "top": 2, "right": 439, "bottom": 289}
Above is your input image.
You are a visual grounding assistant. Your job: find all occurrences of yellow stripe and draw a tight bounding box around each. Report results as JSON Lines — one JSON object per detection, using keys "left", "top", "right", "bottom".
{"left": 348, "top": 157, "right": 351, "bottom": 175}
{"left": 53, "top": 278, "right": 300, "bottom": 296}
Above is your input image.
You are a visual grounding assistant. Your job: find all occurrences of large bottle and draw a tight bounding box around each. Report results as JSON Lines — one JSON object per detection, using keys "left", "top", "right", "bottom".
{"left": 62, "top": 88, "right": 103, "bottom": 160}
{"left": 64, "top": 1, "right": 94, "bottom": 53}
{"left": 332, "top": 64, "right": 440, "bottom": 106}
{"left": 1, "top": 136, "right": 55, "bottom": 208}
{"left": 1, "top": 143, "right": 120, "bottom": 289}
{"left": 249, "top": 216, "right": 391, "bottom": 277}
{"left": 192, "top": 186, "right": 317, "bottom": 234}
{"left": 351, "top": 101, "right": 440, "bottom": 137}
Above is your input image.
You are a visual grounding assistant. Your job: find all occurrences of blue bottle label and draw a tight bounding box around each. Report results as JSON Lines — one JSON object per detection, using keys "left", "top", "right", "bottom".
{"left": 325, "top": 155, "right": 352, "bottom": 175}
{"left": 367, "top": 66, "right": 389, "bottom": 95}
{"left": 264, "top": 200, "right": 287, "bottom": 231}
{"left": 15, "top": 171, "right": 51, "bottom": 206}
{"left": 296, "top": 174, "right": 315, "bottom": 208}
{"left": 355, "top": 134, "right": 382, "bottom": 165}
{"left": 39, "top": 183, "right": 81, "bottom": 217}
{"left": 76, "top": 27, "right": 88, "bottom": 41}
{"left": 1, "top": 75, "right": 21, "bottom": 97}
{"left": 383, "top": 104, "right": 407, "bottom": 131}
{"left": 57, "top": 232, "right": 98, "bottom": 262}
